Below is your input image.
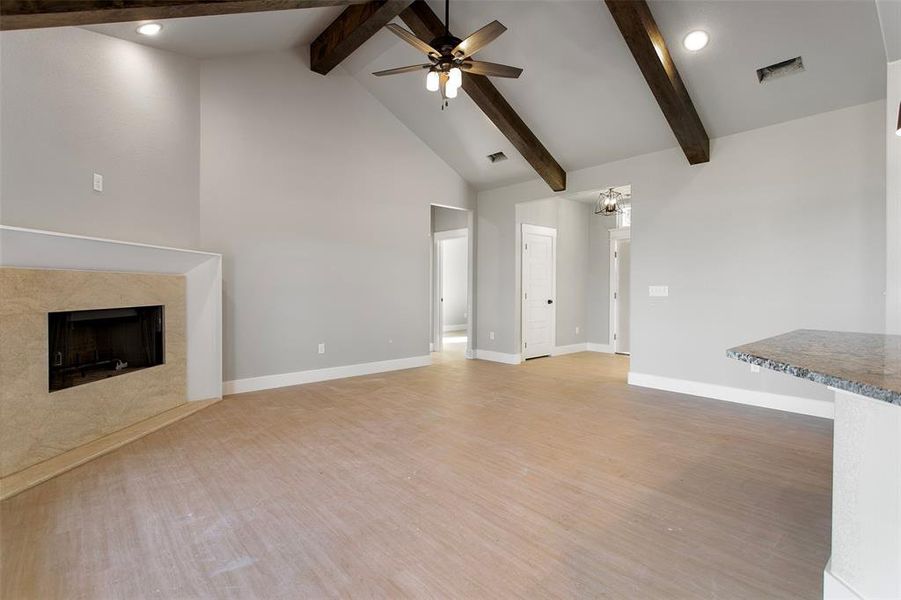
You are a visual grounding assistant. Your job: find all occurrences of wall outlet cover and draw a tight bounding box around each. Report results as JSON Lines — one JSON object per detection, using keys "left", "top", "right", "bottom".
{"left": 489, "top": 331, "right": 495, "bottom": 340}
{"left": 649, "top": 285, "right": 669, "bottom": 297}
{"left": 318, "top": 343, "right": 325, "bottom": 354}
{"left": 92, "top": 173, "right": 103, "bottom": 192}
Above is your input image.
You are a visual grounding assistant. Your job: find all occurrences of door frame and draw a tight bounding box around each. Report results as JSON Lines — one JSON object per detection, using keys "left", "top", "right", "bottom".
{"left": 609, "top": 226, "right": 631, "bottom": 354}
{"left": 432, "top": 226, "right": 471, "bottom": 356}
{"left": 521, "top": 223, "right": 557, "bottom": 359}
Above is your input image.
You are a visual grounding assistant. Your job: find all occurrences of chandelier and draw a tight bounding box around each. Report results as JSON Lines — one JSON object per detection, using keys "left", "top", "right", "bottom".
{"left": 595, "top": 187, "right": 624, "bottom": 216}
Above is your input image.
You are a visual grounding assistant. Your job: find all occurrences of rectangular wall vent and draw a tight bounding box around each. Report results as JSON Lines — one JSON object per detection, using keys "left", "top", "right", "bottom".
{"left": 487, "top": 151, "right": 508, "bottom": 163}
{"left": 756, "top": 56, "right": 805, "bottom": 83}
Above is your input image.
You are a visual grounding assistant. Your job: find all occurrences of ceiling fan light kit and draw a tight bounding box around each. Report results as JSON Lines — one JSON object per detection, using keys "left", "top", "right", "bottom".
{"left": 373, "top": 0, "right": 523, "bottom": 109}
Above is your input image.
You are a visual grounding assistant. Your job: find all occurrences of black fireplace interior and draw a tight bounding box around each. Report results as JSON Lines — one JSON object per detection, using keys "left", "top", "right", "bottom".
{"left": 48, "top": 305, "right": 165, "bottom": 392}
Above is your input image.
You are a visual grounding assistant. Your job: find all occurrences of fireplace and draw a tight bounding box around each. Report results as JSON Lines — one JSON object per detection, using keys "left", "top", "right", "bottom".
{"left": 48, "top": 305, "right": 165, "bottom": 392}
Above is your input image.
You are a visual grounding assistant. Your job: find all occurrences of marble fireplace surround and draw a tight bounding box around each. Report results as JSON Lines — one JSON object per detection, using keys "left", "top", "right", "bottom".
{"left": 0, "top": 226, "right": 222, "bottom": 483}
{"left": 0, "top": 268, "right": 187, "bottom": 475}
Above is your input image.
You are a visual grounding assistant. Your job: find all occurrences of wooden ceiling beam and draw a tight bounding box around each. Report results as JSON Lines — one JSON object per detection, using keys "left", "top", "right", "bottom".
{"left": 400, "top": 0, "right": 566, "bottom": 192}
{"left": 0, "top": 0, "right": 369, "bottom": 31}
{"left": 311, "top": 1, "right": 411, "bottom": 75}
{"left": 605, "top": 0, "right": 710, "bottom": 164}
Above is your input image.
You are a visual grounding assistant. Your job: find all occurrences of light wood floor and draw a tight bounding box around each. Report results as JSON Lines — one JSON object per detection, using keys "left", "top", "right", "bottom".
{"left": 1, "top": 349, "right": 833, "bottom": 599}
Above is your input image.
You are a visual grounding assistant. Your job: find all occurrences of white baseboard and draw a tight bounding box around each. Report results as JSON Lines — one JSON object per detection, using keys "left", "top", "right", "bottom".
{"left": 552, "top": 343, "right": 587, "bottom": 356}
{"left": 442, "top": 324, "right": 466, "bottom": 332}
{"left": 627, "top": 371, "right": 834, "bottom": 419}
{"left": 223, "top": 355, "right": 432, "bottom": 395}
{"left": 823, "top": 559, "right": 865, "bottom": 599}
{"left": 587, "top": 343, "right": 614, "bottom": 353}
{"left": 551, "top": 343, "right": 615, "bottom": 355}
{"left": 474, "top": 349, "right": 522, "bottom": 364}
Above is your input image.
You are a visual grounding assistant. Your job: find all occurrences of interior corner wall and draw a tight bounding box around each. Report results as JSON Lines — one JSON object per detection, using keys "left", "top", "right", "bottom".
{"left": 0, "top": 28, "right": 200, "bottom": 248}
{"left": 198, "top": 50, "right": 474, "bottom": 383}
{"left": 485, "top": 196, "right": 591, "bottom": 355}
{"left": 587, "top": 211, "right": 612, "bottom": 346}
{"left": 887, "top": 60, "right": 901, "bottom": 334}
{"left": 477, "top": 101, "right": 885, "bottom": 402}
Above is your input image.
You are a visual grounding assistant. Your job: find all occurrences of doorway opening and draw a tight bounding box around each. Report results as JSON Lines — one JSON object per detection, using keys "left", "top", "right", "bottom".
{"left": 431, "top": 205, "right": 472, "bottom": 360}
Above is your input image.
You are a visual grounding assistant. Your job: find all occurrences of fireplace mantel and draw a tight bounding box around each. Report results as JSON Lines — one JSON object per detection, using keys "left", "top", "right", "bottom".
{"left": 0, "top": 225, "right": 222, "bottom": 401}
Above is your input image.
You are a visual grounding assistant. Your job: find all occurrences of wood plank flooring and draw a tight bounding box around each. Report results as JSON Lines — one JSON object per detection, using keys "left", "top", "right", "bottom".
{"left": 0, "top": 350, "right": 833, "bottom": 599}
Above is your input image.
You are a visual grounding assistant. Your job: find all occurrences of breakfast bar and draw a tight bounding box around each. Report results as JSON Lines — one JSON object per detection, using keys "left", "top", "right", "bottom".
{"left": 728, "top": 330, "right": 901, "bottom": 600}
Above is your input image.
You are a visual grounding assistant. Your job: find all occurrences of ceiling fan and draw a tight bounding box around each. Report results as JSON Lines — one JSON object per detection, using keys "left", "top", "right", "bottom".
{"left": 372, "top": 0, "right": 523, "bottom": 108}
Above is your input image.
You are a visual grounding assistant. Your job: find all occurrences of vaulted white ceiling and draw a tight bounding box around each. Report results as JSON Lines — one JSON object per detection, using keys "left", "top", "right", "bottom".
{"left": 85, "top": 0, "right": 887, "bottom": 191}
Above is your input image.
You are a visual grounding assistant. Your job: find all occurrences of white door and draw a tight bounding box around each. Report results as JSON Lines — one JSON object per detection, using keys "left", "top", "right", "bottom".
{"left": 614, "top": 238, "right": 631, "bottom": 354}
{"left": 522, "top": 225, "right": 556, "bottom": 359}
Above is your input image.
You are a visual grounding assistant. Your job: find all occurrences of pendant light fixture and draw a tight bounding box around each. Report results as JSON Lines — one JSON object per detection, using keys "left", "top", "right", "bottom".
{"left": 595, "top": 187, "right": 624, "bottom": 216}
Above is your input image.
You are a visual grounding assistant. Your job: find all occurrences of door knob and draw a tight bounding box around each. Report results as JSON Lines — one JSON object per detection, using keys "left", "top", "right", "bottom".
{"left": 547, "top": 299, "right": 553, "bottom": 304}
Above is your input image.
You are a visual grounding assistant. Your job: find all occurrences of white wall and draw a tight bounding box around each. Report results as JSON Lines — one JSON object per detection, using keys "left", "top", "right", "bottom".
{"left": 440, "top": 236, "right": 467, "bottom": 329}
{"left": 0, "top": 28, "right": 200, "bottom": 248}
{"left": 199, "top": 50, "right": 474, "bottom": 382}
{"left": 887, "top": 60, "right": 901, "bottom": 333}
{"left": 477, "top": 101, "right": 885, "bottom": 402}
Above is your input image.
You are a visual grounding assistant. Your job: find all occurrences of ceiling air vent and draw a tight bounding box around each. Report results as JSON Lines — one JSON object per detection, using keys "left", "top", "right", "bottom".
{"left": 756, "top": 56, "right": 805, "bottom": 84}
{"left": 487, "top": 151, "right": 508, "bottom": 164}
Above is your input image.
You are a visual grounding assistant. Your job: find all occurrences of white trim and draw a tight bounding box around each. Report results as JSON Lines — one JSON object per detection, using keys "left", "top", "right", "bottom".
{"left": 521, "top": 223, "right": 557, "bottom": 359}
{"left": 223, "top": 355, "right": 432, "bottom": 395}
{"left": 443, "top": 324, "right": 466, "bottom": 332}
{"left": 0, "top": 225, "right": 221, "bottom": 257}
{"left": 587, "top": 343, "right": 614, "bottom": 353}
{"left": 474, "top": 349, "right": 522, "bottom": 364}
{"left": 627, "top": 371, "right": 834, "bottom": 419}
{"left": 434, "top": 227, "right": 467, "bottom": 241}
{"left": 552, "top": 343, "right": 588, "bottom": 356}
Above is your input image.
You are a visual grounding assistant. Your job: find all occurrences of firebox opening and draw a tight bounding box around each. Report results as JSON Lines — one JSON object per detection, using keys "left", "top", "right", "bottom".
{"left": 48, "top": 305, "right": 165, "bottom": 392}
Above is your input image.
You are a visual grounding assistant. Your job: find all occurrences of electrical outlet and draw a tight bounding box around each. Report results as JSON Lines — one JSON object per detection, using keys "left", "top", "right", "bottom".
{"left": 489, "top": 331, "right": 495, "bottom": 340}
{"left": 575, "top": 326, "right": 580, "bottom": 335}
{"left": 318, "top": 343, "right": 325, "bottom": 354}
{"left": 750, "top": 364, "right": 761, "bottom": 373}
{"left": 649, "top": 285, "right": 669, "bottom": 297}
{"left": 93, "top": 173, "right": 103, "bottom": 192}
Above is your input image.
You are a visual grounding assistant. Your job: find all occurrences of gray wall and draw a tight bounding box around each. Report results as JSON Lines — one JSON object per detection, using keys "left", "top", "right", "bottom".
{"left": 432, "top": 205, "right": 468, "bottom": 232}
{"left": 587, "top": 213, "right": 612, "bottom": 345}
{"left": 555, "top": 199, "right": 591, "bottom": 347}
{"left": 0, "top": 28, "right": 200, "bottom": 248}
{"left": 199, "top": 50, "right": 474, "bottom": 382}
{"left": 477, "top": 101, "right": 885, "bottom": 401}
{"left": 493, "top": 196, "right": 591, "bottom": 352}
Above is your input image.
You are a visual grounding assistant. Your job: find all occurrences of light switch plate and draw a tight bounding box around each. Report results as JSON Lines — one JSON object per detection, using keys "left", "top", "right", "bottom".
{"left": 649, "top": 285, "right": 669, "bottom": 297}
{"left": 92, "top": 173, "right": 103, "bottom": 192}
{"left": 318, "top": 343, "right": 325, "bottom": 354}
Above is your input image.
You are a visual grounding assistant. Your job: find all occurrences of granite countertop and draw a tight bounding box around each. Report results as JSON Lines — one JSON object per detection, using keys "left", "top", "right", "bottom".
{"left": 727, "top": 329, "right": 901, "bottom": 405}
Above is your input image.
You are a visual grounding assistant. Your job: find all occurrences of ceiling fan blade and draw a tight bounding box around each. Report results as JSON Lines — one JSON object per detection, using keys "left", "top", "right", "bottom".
{"left": 372, "top": 64, "right": 430, "bottom": 77}
{"left": 385, "top": 23, "right": 440, "bottom": 58}
{"left": 461, "top": 60, "right": 523, "bottom": 78}
{"left": 452, "top": 20, "right": 506, "bottom": 58}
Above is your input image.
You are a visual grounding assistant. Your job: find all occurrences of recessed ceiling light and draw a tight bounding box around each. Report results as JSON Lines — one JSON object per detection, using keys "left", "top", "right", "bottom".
{"left": 682, "top": 30, "right": 709, "bottom": 52}
{"left": 136, "top": 23, "right": 162, "bottom": 36}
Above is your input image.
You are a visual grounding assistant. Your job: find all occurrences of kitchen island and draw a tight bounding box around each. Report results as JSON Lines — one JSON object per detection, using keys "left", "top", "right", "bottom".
{"left": 729, "top": 330, "right": 900, "bottom": 600}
